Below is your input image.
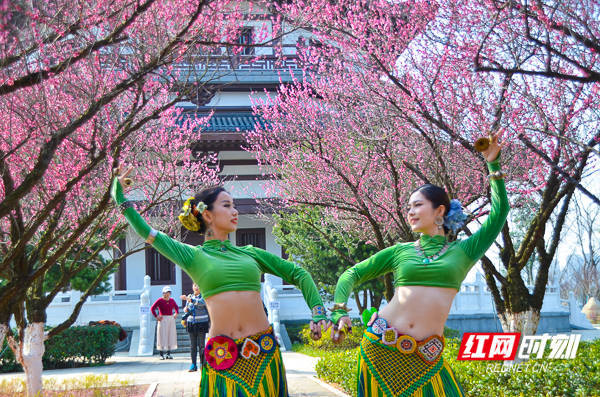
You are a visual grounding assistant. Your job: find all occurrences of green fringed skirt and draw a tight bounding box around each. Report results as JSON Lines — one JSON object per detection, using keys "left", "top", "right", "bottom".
{"left": 357, "top": 331, "right": 465, "bottom": 397}
{"left": 199, "top": 327, "right": 288, "bottom": 397}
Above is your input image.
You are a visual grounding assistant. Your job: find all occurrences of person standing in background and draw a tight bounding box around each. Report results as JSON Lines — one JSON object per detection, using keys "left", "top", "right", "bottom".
{"left": 181, "top": 283, "right": 210, "bottom": 372}
{"left": 151, "top": 286, "right": 179, "bottom": 360}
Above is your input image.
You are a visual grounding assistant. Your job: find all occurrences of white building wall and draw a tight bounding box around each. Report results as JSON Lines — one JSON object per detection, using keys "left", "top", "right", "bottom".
{"left": 205, "top": 91, "right": 270, "bottom": 107}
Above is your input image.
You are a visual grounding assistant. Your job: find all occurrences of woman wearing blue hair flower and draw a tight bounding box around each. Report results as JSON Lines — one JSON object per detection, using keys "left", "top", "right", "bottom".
{"left": 330, "top": 131, "right": 509, "bottom": 397}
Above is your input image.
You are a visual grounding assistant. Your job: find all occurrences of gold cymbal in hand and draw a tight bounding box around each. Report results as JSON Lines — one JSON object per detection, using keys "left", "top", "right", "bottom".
{"left": 114, "top": 165, "right": 134, "bottom": 186}
{"left": 474, "top": 135, "right": 492, "bottom": 152}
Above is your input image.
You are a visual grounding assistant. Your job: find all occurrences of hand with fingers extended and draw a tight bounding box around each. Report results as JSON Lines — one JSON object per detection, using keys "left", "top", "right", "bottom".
{"left": 308, "top": 320, "right": 331, "bottom": 341}
{"left": 331, "top": 316, "right": 352, "bottom": 344}
{"left": 481, "top": 130, "right": 504, "bottom": 163}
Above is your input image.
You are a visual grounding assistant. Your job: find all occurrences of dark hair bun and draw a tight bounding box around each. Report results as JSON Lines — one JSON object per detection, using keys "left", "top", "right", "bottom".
{"left": 190, "top": 186, "right": 227, "bottom": 234}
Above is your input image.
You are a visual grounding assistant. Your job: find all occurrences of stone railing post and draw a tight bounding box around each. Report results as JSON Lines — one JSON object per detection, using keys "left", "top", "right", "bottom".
{"left": 269, "top": 286, "right": 285, "bottom": 351}
{"left": 138, "top": 275, "right": 153, "bottom": 355}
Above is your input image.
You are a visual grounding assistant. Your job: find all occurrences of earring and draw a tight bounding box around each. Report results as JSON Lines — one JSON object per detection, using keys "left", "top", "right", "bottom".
{"left": 434, "top": 217, "right": 444, "bottom": 230}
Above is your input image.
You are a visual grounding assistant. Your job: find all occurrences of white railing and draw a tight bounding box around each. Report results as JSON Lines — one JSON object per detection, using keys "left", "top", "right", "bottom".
{"left": 174, "top": 54, "right": 301, "bottom": 73}
{"left": 47, "top": 286, "right": 147, "bottom": 328}
{"left": 261, "top": 272, "right": 569, "bottom": 325}
{"left": 47, "top": 271, "right": 571, "bottom": 332}
{"left": 449, "top": 272, "right": 565, "bottom": 314}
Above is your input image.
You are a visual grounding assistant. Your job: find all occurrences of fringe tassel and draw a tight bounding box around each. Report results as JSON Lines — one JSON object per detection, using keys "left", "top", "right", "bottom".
{"left": 199, "top": 348, "right": 288, "bottom": 397}
{"left": 356, "top": 351, "right": 465, "bottom": 397}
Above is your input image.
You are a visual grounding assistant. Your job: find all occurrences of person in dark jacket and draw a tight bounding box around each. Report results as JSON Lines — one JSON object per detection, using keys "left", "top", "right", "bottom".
{"left": 181, "top": 283, "right": 210, "bottom": 372}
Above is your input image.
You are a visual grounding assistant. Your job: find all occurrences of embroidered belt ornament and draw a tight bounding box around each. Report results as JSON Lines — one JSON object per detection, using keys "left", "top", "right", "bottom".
{"left": 381, "top": 328, "right": 398, "bottom": 345}
{"left": 258, "top": 334, "right": 276, "bottom": 353}
{"left": 397, "top": 335, "right": 417, "bottom": 354}
{"left": 241, "top": 338, "right": 260, "bottom": 359}
{"left": 371, "top": 318, "right": 388, "bottom": 335}
{"left": 205, "top": 335, "right": 238, "bottom": 370}
{"left": 416, "top": 335, "right": 444, "bottom": 363}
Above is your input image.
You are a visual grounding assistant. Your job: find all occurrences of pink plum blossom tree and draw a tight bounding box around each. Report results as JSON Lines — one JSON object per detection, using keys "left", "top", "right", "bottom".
{"left": 248, "top": 0, "right": 599, "bottom": 335}
{"left": 0, "top": 1, "right": 287, "bottom": 395}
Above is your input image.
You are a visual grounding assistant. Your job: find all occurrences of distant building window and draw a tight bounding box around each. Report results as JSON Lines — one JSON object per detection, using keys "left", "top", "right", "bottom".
{"left": 236, "top": 228, "right": 266, "bottom": 249}
{"left": 114, "top": 238, "right": 127, "bottom": 290}
{"left": 146, "top": 247, "right": 176, "bottom": 285}
{"left": 237, "top": 228, "right": 265, "bottom": 281}
{"left": 238, "top": 28, "right": 254, "bottom": 55}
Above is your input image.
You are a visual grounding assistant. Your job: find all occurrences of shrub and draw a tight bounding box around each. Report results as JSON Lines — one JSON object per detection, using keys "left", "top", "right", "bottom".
{"left": 0, "top": 325, "right": 119, "bottom": 373}
{"left": 315, "top": 348, "right": 359, "bottom": 396}
{"left": 284, "top": 322, "right": 307, "bottom": 344}
{"left": 316, "top": 338, "right": 600, "bottom": 397}
{"left": 0, "top": 374, "right": 135, "bottom": 396}
{"left": 299, "top": 321, "right": 365, "bottom": 351}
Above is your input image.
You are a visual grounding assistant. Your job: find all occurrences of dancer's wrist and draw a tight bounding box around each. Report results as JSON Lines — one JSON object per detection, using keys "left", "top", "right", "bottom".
{"left": 110, "top": 177, "right": 128, "bottom": 205}
{"left": 331, "top": 310, "right": 349, "bottom": 326}
{"left": 486, "top": 153, "right": 501, "bottom": 171}
{"left": 311, "top": 305, "right": 328, "bottom": 323}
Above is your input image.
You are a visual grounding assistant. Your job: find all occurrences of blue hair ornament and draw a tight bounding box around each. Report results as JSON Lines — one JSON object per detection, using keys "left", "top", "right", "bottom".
{"left": 444, "top": 199, "right": 467, "bottom": 234}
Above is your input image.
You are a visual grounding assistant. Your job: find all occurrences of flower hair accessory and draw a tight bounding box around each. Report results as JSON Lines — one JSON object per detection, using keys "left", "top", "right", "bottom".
{"left": 443, "top": 199, "right": 467, "bottom": 234}
{"left": 178, "top": 196, "right": 206, "bottom": 231}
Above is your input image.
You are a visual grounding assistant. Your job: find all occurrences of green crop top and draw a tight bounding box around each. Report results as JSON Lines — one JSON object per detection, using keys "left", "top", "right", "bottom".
{"left": 110, "top": 179, "right": 327, "bottom": 322}
{"left": 331, "top": 159, "right": 509, "bottom": 324}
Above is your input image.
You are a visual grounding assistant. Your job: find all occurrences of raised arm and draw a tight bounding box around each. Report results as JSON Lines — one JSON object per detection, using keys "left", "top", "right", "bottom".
{"left": 110, "top": 177, "right": 198, "bottom": 271}
{"left": 458, "top": 158, "right": 510, "bottom": 261}
{"left": 243, "top": 246, "right": 328, "bottom": 323}
{"left": 331, "top": 244, "right": 397, "bottom": 325}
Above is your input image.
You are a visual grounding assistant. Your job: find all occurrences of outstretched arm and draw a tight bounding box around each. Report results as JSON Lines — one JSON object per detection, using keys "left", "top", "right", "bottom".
{"left": 331, "top": 245, "right": 397, "bottom": 326}
{"left": 458, "top": 131, "right": 509, "bottom": 261}
{"left": 110, "top": 174, "right": 198, "bottom": 271}
{"left": 246, "top": 246, "right": 327, "bottom": 322}
{"left": 458, "top": 158, "right": 510, "bottom": 261}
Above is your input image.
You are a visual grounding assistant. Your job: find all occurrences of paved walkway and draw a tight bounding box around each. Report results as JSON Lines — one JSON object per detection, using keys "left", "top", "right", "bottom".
{"left": 0, "top": 351, "right": 348, "bottom": 397}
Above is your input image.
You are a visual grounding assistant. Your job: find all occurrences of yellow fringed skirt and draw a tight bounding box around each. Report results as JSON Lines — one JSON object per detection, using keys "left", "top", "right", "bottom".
{"left": 199, "top": 327, "right": 288, "bottom": 397}
{"left": 357, "top": 331, "right": 464, "bottom": 397}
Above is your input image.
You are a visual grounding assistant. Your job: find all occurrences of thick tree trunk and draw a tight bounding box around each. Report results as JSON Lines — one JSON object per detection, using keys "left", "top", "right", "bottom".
{"left": 498, "top": 310, "right": 540, "bottom": 365}
{"left": 20, "top": 323, "right": 45, "bottom": 397}
{"left": 498, "top": 309, "right": 540, "bottom": 335}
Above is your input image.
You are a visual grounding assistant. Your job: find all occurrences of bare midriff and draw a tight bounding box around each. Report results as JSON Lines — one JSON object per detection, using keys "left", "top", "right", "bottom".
{"left": 205, "top": 290, "right": 270, "bottom": 340}
{"left": 377, "top": 285, "right": 457, "bottom": 341}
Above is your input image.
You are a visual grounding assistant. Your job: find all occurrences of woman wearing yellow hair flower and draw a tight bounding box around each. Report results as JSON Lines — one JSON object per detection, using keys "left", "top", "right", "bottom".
{"left": 111, "top": 167, "right": 329, "bottom": 397}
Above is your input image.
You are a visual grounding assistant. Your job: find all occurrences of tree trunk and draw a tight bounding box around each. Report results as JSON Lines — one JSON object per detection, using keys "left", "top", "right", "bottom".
{"left": 354, "top": 292, "right": 365, "bottom": 314}
{"left": 498, "top": 309, "right": 540, "bottom": 335}
{"left": 497, "top": 309, "right": 540, "bottom": 365}
{"left": 0, "top": 323, "right": 7, "bottom": 349}
{"left": 383, "top": 273, "right": 394, "bottom": 302}
{"left": 20, "top": 323, "right": 45, "bottom": 397}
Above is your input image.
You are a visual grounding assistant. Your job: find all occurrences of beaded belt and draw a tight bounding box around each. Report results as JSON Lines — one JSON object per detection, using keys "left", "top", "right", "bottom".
{"left": 365, "top": 312, "right": 445, "bottom": 363}
{"left": 204, "top": 329, "right": 277, "bottom": 371}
